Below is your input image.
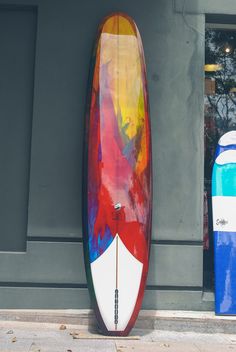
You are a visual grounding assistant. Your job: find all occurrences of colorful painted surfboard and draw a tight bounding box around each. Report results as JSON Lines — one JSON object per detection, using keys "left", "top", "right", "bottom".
{"left": 212, "top": 130, "right": 236, "bottom": 314}
{"left": 83, "top": 13, "right": 152, "bottom": 335}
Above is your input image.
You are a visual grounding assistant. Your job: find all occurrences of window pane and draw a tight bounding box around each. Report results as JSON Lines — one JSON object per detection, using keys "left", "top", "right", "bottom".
{"left": 204, "top": 25, "right": 236, "bottom": 289}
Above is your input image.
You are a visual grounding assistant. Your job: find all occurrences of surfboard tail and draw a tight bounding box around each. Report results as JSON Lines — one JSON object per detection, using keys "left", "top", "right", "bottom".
{"left": 91, "top": 235, "right": 143, "bottom": 333}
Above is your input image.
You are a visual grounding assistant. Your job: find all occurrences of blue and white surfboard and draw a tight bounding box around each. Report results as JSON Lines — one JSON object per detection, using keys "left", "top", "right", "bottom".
{"left": 212, "top": 130, "right": 236, "bottom": 314}
{"left": 215, "top": 130, "right": 236, "bottom": 158}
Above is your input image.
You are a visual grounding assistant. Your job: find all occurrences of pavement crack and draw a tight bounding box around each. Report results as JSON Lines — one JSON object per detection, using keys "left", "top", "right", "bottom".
{"left": 193, "top": 342, "right": 202, "bottom": 352}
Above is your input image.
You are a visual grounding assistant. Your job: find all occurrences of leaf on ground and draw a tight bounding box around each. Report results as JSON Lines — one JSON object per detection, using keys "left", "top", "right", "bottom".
{"left": 59, "top": 324, "right": 67, "bottom": 330}
{"left": 11, "top": 337, "right": 17, "bottom": 343}
{"left": 72, "top": 334, "right": 80, "bottom": 339}
{"left": 159, "top": 343, "right": 170, "bottom": 348}
{"left": 6, "top": 330, "right": 14, "bottom": 334}
{"left": 67, "top": 350, "right": 72, "bottom": 352}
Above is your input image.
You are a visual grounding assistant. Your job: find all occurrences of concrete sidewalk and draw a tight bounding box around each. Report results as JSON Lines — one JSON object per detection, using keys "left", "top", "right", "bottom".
{"left": 1, "top": 309, "right": 236, "bottom": 334}
{"left": 0, "top": 320, "right": 236, "bottom": 352}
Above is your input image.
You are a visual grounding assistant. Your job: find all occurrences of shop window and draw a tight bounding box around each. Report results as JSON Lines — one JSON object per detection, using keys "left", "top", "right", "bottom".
{"left": 204, "top": 16, "right": 236, "bottom": 290}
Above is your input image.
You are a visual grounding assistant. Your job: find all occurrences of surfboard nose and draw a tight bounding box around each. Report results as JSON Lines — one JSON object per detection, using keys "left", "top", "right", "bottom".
{"left": 215, "top": 131, "right": 236, "bottom": 157}
{"left": 219, "top": 130, "right": 236, "bottom": 146}
{"left": 100, "top": 13, "right": 137, "bottom": 37}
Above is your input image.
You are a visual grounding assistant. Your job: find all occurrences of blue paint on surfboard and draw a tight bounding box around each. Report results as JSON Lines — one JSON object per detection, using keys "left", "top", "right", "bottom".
{"left": 212, "top": 163, "right": 236, "bottom": 197}
{"left": 215, "top": 144, "right": 236, "bottom": 159}
{"left": 215, "top": 130, "right": 236, "bottom": 158}
{"left": 214, "top": 231, "right": 236, "bottom": 314}
{"left": 212, "top": 130, "right": 236, "bottom": 315}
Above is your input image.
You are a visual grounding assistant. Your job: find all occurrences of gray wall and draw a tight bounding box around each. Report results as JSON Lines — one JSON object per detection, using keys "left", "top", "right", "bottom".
{"left": 0, "top": 8, "right": 36, "bottom": 251}
{"left": 0, "top": 0, "right": 233, "bottom": 310}
{"left": 175, "top": 0, "right": 236, "bottom": 15}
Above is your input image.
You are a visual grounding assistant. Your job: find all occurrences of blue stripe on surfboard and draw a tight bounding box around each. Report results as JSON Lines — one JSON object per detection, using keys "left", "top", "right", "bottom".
{"left": 215, "top": 144, "right": 236, "bottom": 158}
{"left": 212, "top": 163, "right": 236, "bottom": 196}
{"left": 214, "top": 231, "right": 236, "bottom": 314}
{"left": 89, "top": 225, "right": 114, "bottom": 263}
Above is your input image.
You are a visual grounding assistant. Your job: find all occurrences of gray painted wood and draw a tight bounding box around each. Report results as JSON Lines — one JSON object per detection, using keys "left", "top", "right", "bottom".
{"left": 0, "top": 242, "right": 85, "bottom": 284}
{"left": 6, "top": 0, "right": 204, "bottom": 243}
{"left": 0, "top": 7, "right": 37, "bottom": 251}
{"left": 148, "top": 245, "right": 203, "bottom": 287}
{"left": 144, "top": 289, "right": 214, "bottom": 311}
{"left": 0, "top": 0, "right": 207, "bottom": 309}
{"left": 0, "top": 287, "right": 213, "bottom": 311}
{"left": 175, "top": 0, "right": 236, "bottom": 15}
{"left": 0, "top": 287, "right": 90, "bottom": 309}
{"left": 0, "top": 242, "right": 202, "bottom": 287}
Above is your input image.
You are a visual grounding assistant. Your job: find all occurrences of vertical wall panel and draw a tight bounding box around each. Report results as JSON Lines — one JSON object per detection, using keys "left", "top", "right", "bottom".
{"left": 27, "top": 1, "right": 85, "bottom": 238}
{"left": 0, "top": 0, "right": 214, "bottom": 310}
{"left": 0, "top": 7, "right": 37, "bottom": 251}
{"left": 174, "top": 0, "right": 236, "bottom": 15}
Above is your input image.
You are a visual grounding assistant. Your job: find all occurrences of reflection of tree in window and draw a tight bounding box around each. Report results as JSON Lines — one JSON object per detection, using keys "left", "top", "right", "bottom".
{"left": 205, "top": 29, "right": 236, "bottom": 136}
{"left": 205, "top": 29, "right": 236, "bottom": 182}
{"left": 204, "top": 27, "right": 236, "bottom": 290}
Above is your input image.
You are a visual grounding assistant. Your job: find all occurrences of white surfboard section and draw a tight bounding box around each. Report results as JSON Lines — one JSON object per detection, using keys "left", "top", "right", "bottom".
{"left": 218, "top": 130, "right": 236, "bottom": 146}
{"left": 212, "top": 196, "right": 236, "bottom": 232}
{"left": 215, "top": 150, "right": 236, "bottom": 165}
{"left": 91, "top": 234, "right": 143, "bottom": 331}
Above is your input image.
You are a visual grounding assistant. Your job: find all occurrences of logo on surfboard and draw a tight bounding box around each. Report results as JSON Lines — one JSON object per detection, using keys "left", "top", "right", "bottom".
{"left": 216, "top": 218, "right": 228, "bottom": 227}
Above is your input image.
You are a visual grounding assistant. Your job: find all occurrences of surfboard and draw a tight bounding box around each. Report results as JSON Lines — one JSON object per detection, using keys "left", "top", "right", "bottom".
{"left": 212, "top": 130, "right": 236, "bottom": 314}
{"left": 83, "top": 13, "right": 152, "bottom": 335}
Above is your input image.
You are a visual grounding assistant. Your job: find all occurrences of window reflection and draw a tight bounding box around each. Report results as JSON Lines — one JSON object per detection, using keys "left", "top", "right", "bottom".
{"left": 204, "top": 26, "right": 236, "bottom": 290}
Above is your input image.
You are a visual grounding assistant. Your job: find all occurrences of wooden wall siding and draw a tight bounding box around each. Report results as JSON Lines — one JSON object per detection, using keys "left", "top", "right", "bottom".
{"left": 0, "top": 7, "right": 37, "bottom": 251}
{"left": 0, "top": 0, "right": 217, "bottom": 309}
{"left": 0, "top": 242, "right": 202, "bottom": 287}
{"left": 175, "top": 0, "right": 236, "bottom": 15}
{"left": 0, "top": 287, "right": 214, "bottom": 311}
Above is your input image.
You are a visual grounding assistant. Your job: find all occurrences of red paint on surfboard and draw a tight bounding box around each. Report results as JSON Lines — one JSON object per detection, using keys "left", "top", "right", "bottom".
{"left": 83, "top": 12, "right": 152, "bottom": 336}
